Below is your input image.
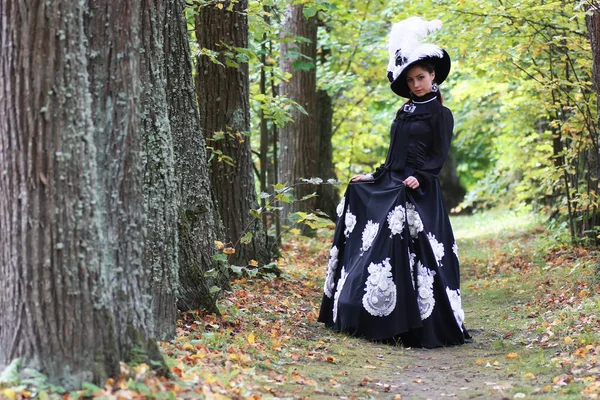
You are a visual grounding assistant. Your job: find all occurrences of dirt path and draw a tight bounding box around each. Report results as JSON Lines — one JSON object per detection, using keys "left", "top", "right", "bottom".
{"left": 267, "top": 212, "right": 562, "bottom": 399}
{"left": 278, "top": 302, "right": 522, "bottom": 399}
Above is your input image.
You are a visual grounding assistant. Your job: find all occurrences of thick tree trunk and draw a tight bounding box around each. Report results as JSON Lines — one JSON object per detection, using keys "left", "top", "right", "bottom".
{"left": 314, "top": 90, "right": 339, "bottom": 220}
{"left": 278, "top": 4, "right": 318, "bottom": 223}
{"left": 139, "top": 0, "right": 180, "bottom": 341}
{"left": 86, "top": 2, "right": 161, "bottom": 366}
{"left": 0, "top": 0, "right": 161, "bottom": 387}
{"left": 195, "top": 0, "right": 269, "bottom": 266}
{"left": 170, "top": 0, "right": 228, "bottom": 312}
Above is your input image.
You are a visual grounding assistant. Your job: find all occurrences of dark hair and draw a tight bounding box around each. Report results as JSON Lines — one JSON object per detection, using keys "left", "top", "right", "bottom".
{"left": 409, "top": 61, "right": 443, "bottom": 104}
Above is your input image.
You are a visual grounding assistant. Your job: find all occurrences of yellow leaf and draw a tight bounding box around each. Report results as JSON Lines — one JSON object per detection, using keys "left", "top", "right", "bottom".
{"left": 223, "top": 247, "right": 235, "bottom": 255}
{"left": 214, "top": 240, "right": 224, "bottom": 250}
{"left": 2, "top": 389, "right": 16, "bottom": 400}
{"left": 564, "top": 336, "right": 572, "bottom": 344}
{"left": 506, "top": 352, "right": 519, "bottom": 359}
{"left": 475, "top": 359, "right": 485, "bottom": 364}
{"left": 289, "top": 228, "right": 301, "bottom": 235}
{"left": 524, "top": 372, "right": 536, "bottom": 379}
{"left": 248, "top": 259, "right": 258, "bottom": 267}
{"left": 248, "top": 332, "right": 255, "bottom": 344}
{"left": 216, "top": 3, "right": 223, "bottom": 9}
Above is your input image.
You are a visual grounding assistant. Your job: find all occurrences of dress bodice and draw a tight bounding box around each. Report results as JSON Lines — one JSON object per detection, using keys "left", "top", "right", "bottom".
{"left": 377, "top": 92, "right": 454, "bottom": 182}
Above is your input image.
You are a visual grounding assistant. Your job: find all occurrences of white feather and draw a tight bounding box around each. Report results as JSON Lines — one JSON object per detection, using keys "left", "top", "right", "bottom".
{"left": 387, "top": 17, "right": 444, "bottom": 75}
{"left": 392, "top": 44, "right": 444, "bottom": 80}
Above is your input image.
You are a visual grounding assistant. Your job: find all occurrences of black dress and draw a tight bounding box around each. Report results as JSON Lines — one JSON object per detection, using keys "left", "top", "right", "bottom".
{"left": 318, "top": 92, "right": 470, "bottom": 348}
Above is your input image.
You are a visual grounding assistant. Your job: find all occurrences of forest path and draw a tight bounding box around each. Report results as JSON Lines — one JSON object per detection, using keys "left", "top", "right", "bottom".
{"left": 163, "top": 209, "right": 598, "bottom": 399}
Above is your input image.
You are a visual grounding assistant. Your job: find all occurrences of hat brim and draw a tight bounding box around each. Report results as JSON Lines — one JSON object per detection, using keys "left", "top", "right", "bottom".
{"left": 390, "top": 50, "right": 451, "bottom": 98}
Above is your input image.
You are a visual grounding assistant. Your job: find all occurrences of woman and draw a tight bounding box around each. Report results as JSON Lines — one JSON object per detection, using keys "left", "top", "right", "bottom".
{"left": 317, "top": 17, "right": 471, "bottom": 348}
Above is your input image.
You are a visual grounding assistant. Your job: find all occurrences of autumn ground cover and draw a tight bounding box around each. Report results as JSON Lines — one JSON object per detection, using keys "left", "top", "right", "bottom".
{"left": 2, "top": 209, "right": 600, "bottom": 399}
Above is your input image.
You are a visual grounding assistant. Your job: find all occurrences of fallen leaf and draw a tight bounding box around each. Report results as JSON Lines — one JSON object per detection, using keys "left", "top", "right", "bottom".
{"left": 248, "top": 332, "right": 255, "bottom": 344}
{"left": 506, "top": 352, "right": 519, "bottom": 359}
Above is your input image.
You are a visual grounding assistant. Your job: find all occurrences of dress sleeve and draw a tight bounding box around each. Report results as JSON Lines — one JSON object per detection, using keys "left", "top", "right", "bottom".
{"left": 413, "top": 107, "right": 454, "bottom": 182}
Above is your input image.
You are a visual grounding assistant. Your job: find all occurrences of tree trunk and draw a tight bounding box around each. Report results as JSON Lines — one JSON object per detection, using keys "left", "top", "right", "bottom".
{"left": 314, "top": 90, "right": 339, "bottom": 220}
{"left": 439, "top": 149, "right": 466, "bottom": 213}
{"left": 0, "top": 0, "right": 162, "bottom": 388}
{"left": 195, "top": 0, "right": 269, "bottom": 266}
{"left": 170, "top": 0, "right": 228, "bottom": 312}
{"left": 278, "top": 4, "right": 319, "bottom": 223}
{"left": 139, "top": 0, "right": 180, "bottom": 341}
{"left": 586, "top": 5, "right": 600, "bottom": 244}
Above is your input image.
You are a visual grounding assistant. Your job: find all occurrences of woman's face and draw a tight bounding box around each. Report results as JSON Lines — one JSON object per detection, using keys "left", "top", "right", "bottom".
{"left": 406, "top": 65, "right": 436, "bottom": 97}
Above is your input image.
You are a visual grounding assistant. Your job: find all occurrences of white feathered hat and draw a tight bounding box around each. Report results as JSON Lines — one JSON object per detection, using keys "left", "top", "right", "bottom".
{"left": 386, "top": 17, "right": 451, "bottom": 98}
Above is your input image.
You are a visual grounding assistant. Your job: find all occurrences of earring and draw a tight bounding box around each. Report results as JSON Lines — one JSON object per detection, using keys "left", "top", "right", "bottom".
{"left": 431, "top": 83, "right": 439, "bottom": 92}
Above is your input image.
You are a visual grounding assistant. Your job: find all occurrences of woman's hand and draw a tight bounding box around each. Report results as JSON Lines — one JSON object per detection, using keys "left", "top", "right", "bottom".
{"left": 403, "top": 176, "right": 420, "bottom": 189}
{"left": 351, "top": 173, "right": 373, "bottom": 182}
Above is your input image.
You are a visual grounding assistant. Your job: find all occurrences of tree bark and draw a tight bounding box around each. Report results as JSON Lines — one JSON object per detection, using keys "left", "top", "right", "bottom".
{"left": 195, "top": 0, "right": 269, "bottom": 266}
{"left": 586, "top": 5, "right": 600, "bottom": 243}
{"left": 314, "top": 90, "right": 339, "bottom": 220}
{"left": 439, "top": 149, "right": 466, "bottom": 213}
{"left": 139, "top": 0, "right": 180, "bottom": 341}
{"left": 278, "top": 4, "right": 319, "bottom": 223}
{"left": 0, "top": 0, "right": 162, "bottom": 387}
{"left": 85, "top": 1, "right": 162, "bottom": 367}
{"left": 170, "top": 0, "right": 228, "bottom": 311}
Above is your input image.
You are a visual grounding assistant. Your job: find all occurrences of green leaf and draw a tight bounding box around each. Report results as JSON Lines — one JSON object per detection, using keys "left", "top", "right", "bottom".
{"left": 82, "top": 382, "right": 103, "bottom": 395}
{"left": 302, "top": 6, "right": 317, "bottom": 18}
{"left": 273, "top": 183, "right": 287, "bottom": 193}
{"left": 209, "top": 285, "right": 221, "bottom": 295}
{"left": 230, "top": 266, "right": 244, "bottom": 275}
{"left": 292, "top": 60, "right": 315, "bottom": 72}
{"left": 0, "top": 358, "right": 22, "bottom": 386}
{"left": 240, "top": 232, "right": 253, "bottom": 245}
{"left": 250, "top": 208, "right": 262, "bottom": 219}
{"left": 300, "top": 192, "right": 318, "bottom": 201}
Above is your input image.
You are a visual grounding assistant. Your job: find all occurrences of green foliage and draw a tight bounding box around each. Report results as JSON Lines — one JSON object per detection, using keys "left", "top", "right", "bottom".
{"left": 193, "top": 0, "right": 600, "bottom": 253}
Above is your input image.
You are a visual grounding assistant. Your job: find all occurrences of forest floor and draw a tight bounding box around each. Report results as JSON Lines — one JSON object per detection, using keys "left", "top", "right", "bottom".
{"left": 3, "top": 209, "right": 600, "bottom": 399}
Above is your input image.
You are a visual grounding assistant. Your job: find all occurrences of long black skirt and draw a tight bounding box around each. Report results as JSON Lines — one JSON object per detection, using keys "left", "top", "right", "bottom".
{"left": 317, "top": 169, "right": 470, "bottom": 348}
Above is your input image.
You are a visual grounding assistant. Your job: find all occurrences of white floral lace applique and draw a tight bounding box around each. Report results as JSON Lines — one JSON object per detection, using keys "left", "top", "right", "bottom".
{"left": 344, "top": 206, "right": 357, "bottom": 238}
{"left": 387, "top": 205, "right": 406, "bottom": 238}
{"left": 446, "top": 287, "right": 465, "bottom": 331}
{"left": 427, "top": 232, "right": 445, "bottom": 267}
{"left": 323, "top": 246, "right": 339, "bottom": 298}
{"left": 452, "top": 242, "right": 459, "bottom": 261}
{"left": 361, "top": 220, "right": 380, "bottom": 253}
{"left": 362, "top": 258, "right": 397, "bottom": 317}
{"left": 406, "top": 203, "right": 424, "bottom": 239}
{"left": 408, "top": 251, "right": 416, "bottom": 289}
{"left": 416, "top": 261, "right": 436, "bottom": 320}
{"left": 332, "top": 267, "right": 348, "bottom": 323}
{"left": 336, "top": 196, "right": 346, "bottom": 218}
